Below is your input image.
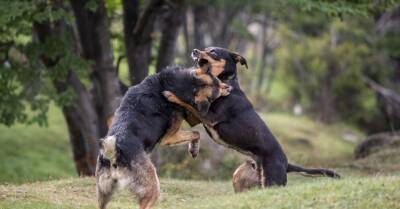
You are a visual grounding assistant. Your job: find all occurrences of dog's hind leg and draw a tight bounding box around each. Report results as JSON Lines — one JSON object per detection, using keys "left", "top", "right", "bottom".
{"left": 260, "top": 157, "right": 287, "bottom": 187}
{"left": 96, "top": 167, "right": 116, "bottom": 209}
{"left": 129, "top": 155, "right": 160, "bottom": 209}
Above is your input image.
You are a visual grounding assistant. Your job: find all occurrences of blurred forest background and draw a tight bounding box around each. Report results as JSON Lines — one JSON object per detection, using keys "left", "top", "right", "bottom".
{"left": 0, "top": 0, "right": 399, "bottom": 184}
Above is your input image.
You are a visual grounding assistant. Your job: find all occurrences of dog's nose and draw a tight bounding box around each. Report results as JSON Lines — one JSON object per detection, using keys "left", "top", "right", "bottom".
{"left": 191, "top": 49, "right": 200, "bottom": 60}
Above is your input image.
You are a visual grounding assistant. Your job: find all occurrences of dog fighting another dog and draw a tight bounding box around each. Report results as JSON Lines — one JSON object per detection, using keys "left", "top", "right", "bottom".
{"left": 96, "top": 47, "right": 340, "bottom": 209}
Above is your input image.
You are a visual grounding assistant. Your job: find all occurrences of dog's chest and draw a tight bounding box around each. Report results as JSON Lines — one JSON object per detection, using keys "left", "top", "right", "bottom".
{"left": 204, "top": 124, "right": 254, "bottom": 158}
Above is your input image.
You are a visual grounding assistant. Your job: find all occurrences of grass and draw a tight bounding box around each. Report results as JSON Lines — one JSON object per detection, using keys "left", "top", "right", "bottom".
{"left": 0, "top": 105, "right": 398, "bottom": 208}
{"left": 350, "top": 140, "right": 400, "bottom": 175}
{"left": 0, "top": 106, "right": 75, "bottom": 184}
{"left": 262, "top": 113, "right": 361, "bottom": 166}
{"left": 0, "top": 175, "right": 399, "bottom": 209}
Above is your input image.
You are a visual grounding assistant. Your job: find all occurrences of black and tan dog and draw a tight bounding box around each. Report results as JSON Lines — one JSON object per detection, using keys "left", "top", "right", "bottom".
{"left": 96, "top": 65, "right": 231, "bottom": 209}
{"left": 164, "top": 47, "right": 340, "bottom": 188}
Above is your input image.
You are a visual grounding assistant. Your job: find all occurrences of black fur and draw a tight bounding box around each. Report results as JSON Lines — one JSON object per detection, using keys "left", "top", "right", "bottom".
{"left": 103, "top": 66, "right": 211, "bottom": 167}
{"left": 194, "top": 47, "right": 340, "bottom": 186}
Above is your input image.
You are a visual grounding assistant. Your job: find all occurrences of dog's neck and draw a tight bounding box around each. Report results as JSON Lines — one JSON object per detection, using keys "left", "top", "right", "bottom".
{"left": 159, "top": 67, "right": 197, "bottom": 106}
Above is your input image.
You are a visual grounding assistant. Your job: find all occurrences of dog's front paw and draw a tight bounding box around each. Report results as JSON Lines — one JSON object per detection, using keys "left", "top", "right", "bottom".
{"left": 188, "top": 138, "right": 200, "bottom": 159}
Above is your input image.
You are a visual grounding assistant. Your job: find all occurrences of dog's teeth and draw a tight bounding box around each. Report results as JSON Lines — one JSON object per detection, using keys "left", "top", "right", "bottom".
{"left": 191, "top": 53, "right": 199, "bottom": 61}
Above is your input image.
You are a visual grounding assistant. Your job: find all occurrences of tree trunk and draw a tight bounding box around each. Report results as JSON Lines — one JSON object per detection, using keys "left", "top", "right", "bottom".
{"left": 123, "top": 0, "right": 163, "bottom": 85}
{"left": 156, "top": 0, "right": 185, "bottom": 72}
{"left": 122, "top": 0, "right": 139, "bottom": 84}
{"left": 33, "top": 9, "right": 101, "bottom": 175}
{"left": 70, "top": 0, "right": 122, "bottom": 136}
{"left": 205, "top": 4, "right": 239, "bottom": 47}
{"left": 364, "top": 77, "right": 400, "bottom": 130}
{"left": 182, "top": 8, "right": 192, "bottom": 65}
{"left": 193, "top": 5, "right": 206, "bottom": 49}
{"left": 257, "top": 19, "right": 268, "bottom": 90}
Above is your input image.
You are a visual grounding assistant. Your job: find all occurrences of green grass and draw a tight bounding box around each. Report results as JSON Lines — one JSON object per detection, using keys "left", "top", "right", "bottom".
{"left": 350, "top": 140, "right": 400, "bottom": 175}
{"left": 262, "top": 113, "right": 361, "bottom": 166}
{"left": 0, "top": 175, "right": 399, "bottom": 209}
{"left": 0, "top": 105, "right": 398, "bottom": 208}
{"left": 0, "top": 106, "right": 75, "bottom": 184}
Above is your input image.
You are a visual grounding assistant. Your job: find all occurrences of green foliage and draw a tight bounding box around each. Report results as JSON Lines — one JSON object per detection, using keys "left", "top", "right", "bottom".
{"left": 379, "top": 32, "right": 400, "bottom": 58}
{"left": 84, "top": 0, "right": 98, "bottom": 12}
{"left": 272, "top": 18, "right": 391, "bottom": 124}
{"left": 0, "top": 0, "right": 89, "bottom": 126}
{"left": 105, "top": 0, "right": 122, "bottom": 16}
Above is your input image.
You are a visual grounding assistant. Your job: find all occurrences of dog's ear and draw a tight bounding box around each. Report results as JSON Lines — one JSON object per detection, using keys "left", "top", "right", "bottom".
{"left": 196, "top": 100, "right": 211, "bottom": 116}
{"left": 230, "top": 52, "right": 248, "bottom": 69}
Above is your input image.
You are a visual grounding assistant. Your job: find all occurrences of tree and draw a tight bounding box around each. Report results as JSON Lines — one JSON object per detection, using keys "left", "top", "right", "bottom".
{"left": 0, "top": 0, "right": 185, "bottom": 176}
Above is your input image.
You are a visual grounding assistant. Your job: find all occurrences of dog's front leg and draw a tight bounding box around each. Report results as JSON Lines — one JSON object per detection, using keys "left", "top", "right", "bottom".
{"left": 160, "top": 111, "right": 200, "bottom": 146}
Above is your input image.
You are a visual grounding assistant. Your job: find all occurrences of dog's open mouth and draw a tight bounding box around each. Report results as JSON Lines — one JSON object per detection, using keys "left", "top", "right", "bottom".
{"left": 198, "top": 58, "right": 208, "bottom": 67}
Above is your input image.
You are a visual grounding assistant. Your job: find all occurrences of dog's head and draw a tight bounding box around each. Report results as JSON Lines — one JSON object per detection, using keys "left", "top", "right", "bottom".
{"left": 191, "top": 66, "right": 232, "bottom": 115}
{"left": 161, "top": 65, "right": 232, "bottom": 115}
{"left": 191, "top": 47, "right": 248, "bottom": 81}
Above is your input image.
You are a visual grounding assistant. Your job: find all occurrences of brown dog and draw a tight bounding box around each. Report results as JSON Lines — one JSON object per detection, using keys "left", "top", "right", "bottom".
{"left": 232, "top": 160, "right": 261, "bottom": 193}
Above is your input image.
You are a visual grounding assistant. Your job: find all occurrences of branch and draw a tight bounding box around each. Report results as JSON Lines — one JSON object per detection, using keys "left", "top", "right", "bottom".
{"left": 132, "top": 0, "right": 164, "bottom": 41}
{"left": 362, "top": 76, "right": 399, "bottom": 99}
{"left": 116, "top": 55, "right": 126, "bottom": 74}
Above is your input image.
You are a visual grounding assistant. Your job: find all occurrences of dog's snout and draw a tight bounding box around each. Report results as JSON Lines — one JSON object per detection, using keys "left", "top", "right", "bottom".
{"left": 192, "top": 49, "right": 200, "bottom": 56}
{"left": 191, "top": 49, "right": 201, "bottom": 60}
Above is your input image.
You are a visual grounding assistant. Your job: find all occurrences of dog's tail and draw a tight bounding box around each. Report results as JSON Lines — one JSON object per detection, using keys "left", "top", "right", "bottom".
{"left": 287, "top": 163, "right": 341, "bottom": 179}
{"left": 99, "top": 135, "right": 117, "bottom": 160}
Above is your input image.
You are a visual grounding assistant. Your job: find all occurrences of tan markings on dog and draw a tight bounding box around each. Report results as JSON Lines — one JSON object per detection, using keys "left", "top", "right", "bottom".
{"left": 192, "top": 67, "right": 204, "bottom": 76}
{"left": 96, "top": 154, "right": 160, "bottom": 209}
{"left": 198, "top": 51, "right": 227, "bottom": 77}
{"left": 163, "top": 91, "right": 202, "bottom": 121}
{"left": 194, "top": 72, "right": 232, "bottom": 104}
{"left": 106, "top": 115, "right": 114, "bottom": 128}
{"left": 134, "top": 157, "right": 160, "bottom": 209}
{"left": 100, "top": 135, "right": 117, "bottom": 163}
{"left": 210, "top": 59, "right": 226, "bottom": 77}
{"left": 232, "top": 161, "right": 261, "bottom": 193}
{"left": 160, "top": 111, "right": 200, "bottom": 146}
{"left": 195, "top": 73, "right": 213, "bottom": 84}
{"left": 194, "top": 86, "right": 214, "bottom": 105}
{"left": 163, "top": 91, "right": 258, "bottom": 156}
{"left": 185, "top": 112, "right": 202, "bottom": 126}
{"left": 192, "top": 67, "right": 230, "bottom": 97}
